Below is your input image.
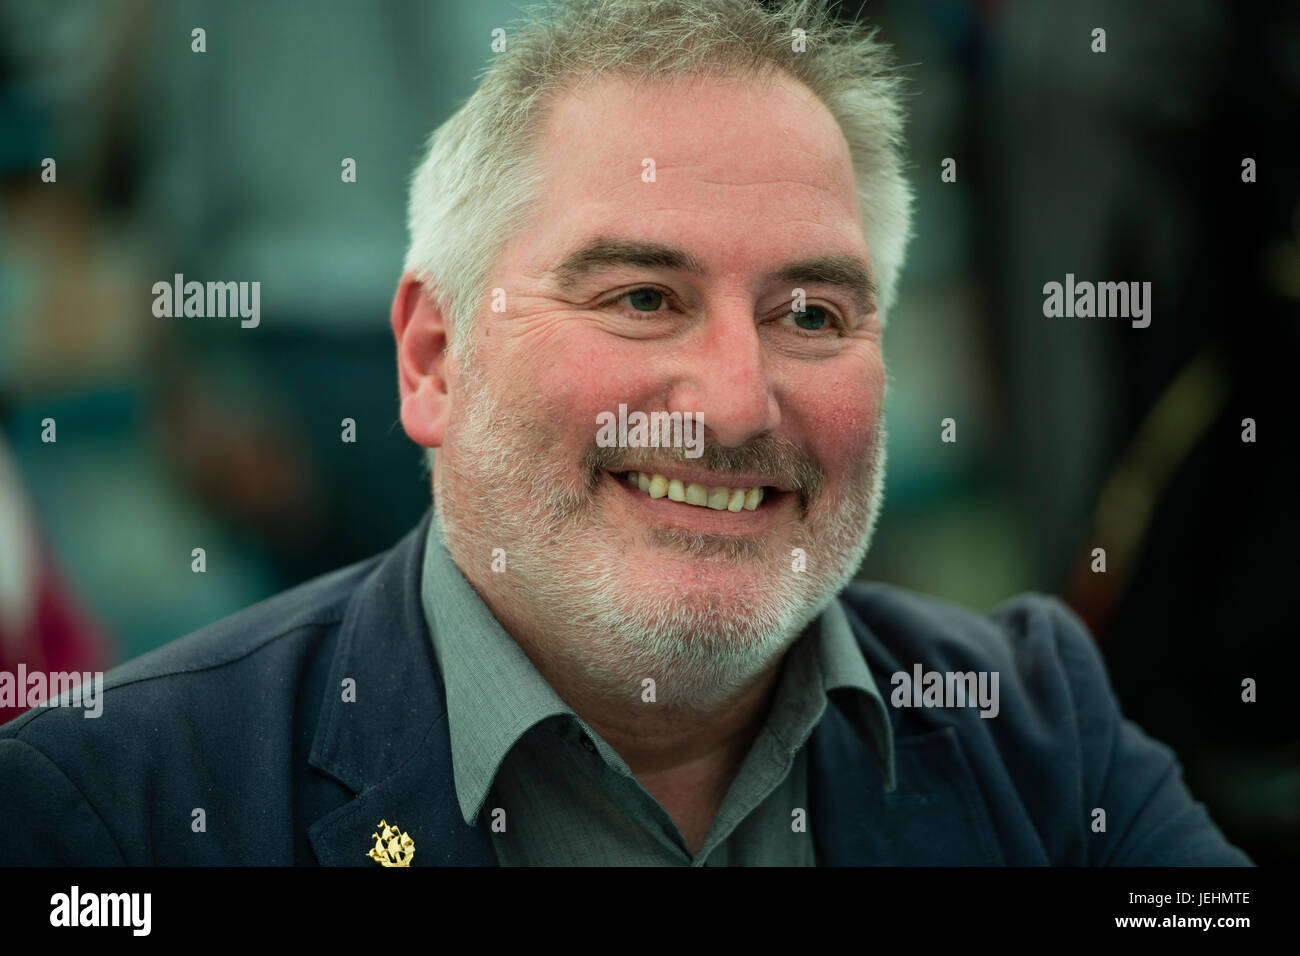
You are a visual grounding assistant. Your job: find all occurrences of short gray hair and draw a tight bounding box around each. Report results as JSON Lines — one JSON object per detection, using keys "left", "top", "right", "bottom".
{"left": 405, "top": 0, "right": 914, "bottom": 473}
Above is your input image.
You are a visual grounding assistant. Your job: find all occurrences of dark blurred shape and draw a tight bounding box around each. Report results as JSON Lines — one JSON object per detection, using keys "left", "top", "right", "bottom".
{"left": 981, "top": 0, "right": 1300, "bottom": 865}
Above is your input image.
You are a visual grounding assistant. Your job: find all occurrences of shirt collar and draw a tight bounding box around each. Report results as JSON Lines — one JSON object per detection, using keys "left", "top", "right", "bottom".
{"left": 813, "top": 594, "right": 897, "bottom": 791}
{"left": 419, "top": 510, "right": 584, "bottom": 825}
{"left": 419, "top": 510, "right": 896, "bottom": 822}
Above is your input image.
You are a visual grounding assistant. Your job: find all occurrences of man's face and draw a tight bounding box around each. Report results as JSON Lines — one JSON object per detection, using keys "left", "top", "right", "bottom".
{"left": 434, "top": 70, "right": 888, "bottom": 708}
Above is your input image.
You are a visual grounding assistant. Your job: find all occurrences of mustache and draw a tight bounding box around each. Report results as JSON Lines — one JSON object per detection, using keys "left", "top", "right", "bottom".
{"left": 583, "top": 434, "right": 826, "bottom": 514}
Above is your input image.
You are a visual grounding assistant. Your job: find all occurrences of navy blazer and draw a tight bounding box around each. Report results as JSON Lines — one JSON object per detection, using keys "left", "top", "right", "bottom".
{"left": 0, "top": 508, "right": 1251, "bottom": 865}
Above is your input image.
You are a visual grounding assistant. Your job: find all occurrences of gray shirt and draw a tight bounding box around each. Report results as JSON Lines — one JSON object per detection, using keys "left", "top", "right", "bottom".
{"left": 419, "top": 513, "right": 895, "bottom": 865}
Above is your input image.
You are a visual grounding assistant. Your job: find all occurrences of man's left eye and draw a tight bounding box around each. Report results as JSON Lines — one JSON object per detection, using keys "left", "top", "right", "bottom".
{"left": 780, "top": 305, "right": 841, "bottom": 334}
{"left": 618, "top": 288, "right": 668, "bottom": 312}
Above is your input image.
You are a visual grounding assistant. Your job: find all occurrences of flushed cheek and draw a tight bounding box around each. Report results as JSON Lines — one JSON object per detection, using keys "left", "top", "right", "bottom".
{"left": 790, "top": 361, "right": 884, "bottom": 479}
{"left": 508, "top": 334, "right": 665, "bottom": 445}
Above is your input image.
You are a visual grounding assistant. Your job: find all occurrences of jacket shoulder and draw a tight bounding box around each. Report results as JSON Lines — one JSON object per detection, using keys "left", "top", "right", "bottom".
{"left": 836, "top": 579, "right": 1074, "bottom": 677}
{"left": 834, "top": 580, "right": 1252, "bottom": 865}
{"left": 113, "top": 552, "right": 382, "bottom": 685}
{"left": 3, "top": 551, "right": 380, "bottom": 740}
{"left": 0, "top": 553, "right": 384, "bottom": 864}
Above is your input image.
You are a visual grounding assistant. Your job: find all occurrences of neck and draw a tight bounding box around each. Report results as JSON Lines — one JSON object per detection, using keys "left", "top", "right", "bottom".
{"left": 489, "top": 574, "right": 787, "bottom": 773}
{"left": 503, "top": 607, "right": 787, "bottom": 857}
{"left": 444, "top": 523, "right": 800, "bottom": 856}
{"left": 445, "top": 538, "right": 786, "bottom": 773}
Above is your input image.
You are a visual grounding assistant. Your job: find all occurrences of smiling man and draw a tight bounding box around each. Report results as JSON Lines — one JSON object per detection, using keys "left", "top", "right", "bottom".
{"left": 394, "top": 62, "right": 891, "bottom": 857}
{"left": 0, "top": 0, "right": 1250, "bottom": 866}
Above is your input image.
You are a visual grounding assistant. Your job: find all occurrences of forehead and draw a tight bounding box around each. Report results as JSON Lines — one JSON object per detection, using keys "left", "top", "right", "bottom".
{"left": 517, "top": 69, "right": 868, "bottom": 275}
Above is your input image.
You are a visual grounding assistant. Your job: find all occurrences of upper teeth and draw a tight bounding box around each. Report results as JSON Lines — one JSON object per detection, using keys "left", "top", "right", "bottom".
{"left": 625, "top": 471, "right": 764, "bottom": 512}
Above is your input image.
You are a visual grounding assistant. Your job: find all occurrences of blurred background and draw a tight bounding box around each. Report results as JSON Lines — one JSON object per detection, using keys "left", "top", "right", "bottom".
{"left": 0, "top": 0, "right": 1295, "bottom": 862}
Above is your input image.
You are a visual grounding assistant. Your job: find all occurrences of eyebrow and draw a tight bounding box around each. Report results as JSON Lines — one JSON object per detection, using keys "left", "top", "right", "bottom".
{"left": 546, "top": 236, "right": 878, "bottom": 316}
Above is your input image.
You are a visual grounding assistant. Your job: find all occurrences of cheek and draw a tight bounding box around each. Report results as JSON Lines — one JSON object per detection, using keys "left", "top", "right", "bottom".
{"left": 501, "top": 325, "right": 663, "bottom": 447}
{"left": 789, "top": 351, "right": 885, "bottom": 473}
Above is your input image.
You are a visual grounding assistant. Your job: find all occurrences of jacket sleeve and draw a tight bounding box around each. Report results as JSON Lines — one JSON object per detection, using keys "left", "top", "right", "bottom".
{"left": 1043, "top": 596, "right": 1253, "bottom": 866}
{"left": 0, "top": 737, "right": 127, "bottom": 865}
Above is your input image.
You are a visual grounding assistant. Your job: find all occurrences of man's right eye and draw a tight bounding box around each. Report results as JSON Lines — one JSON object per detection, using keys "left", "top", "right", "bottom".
{"left": 608, "top": 287, "right": 672, "bottom": 314}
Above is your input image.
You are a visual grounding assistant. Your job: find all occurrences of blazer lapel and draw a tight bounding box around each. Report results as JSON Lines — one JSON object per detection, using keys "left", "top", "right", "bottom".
{"left": 809, "top": 608, "right": 1006, "bottom": 866}
{"left": 306, "top": 508, "right": 497, "bottom": 866}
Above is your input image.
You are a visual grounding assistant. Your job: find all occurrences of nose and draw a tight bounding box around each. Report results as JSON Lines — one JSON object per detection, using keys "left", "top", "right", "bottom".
{"left": 667, "top": 302, "right": 781, "bottom": 448}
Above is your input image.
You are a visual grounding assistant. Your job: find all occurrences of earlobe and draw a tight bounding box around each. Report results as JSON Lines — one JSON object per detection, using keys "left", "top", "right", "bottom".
{"left": 391, "top": 272, "right": 451, "bottom": 449}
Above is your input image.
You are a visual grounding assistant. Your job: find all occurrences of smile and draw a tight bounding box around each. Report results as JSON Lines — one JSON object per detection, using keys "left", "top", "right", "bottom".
{"left": 605, "top": 468, "right": 792, "bottom": 531}
{"left": 621, "top": 470, "right": 764, "bottom": 511}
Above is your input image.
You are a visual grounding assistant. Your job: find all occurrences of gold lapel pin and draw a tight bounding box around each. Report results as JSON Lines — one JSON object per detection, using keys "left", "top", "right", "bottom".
{"left": 367, "top": 819, "right": 415, "bottom": 867}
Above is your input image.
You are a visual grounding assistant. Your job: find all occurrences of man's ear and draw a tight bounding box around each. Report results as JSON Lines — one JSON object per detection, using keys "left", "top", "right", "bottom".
{"left": 392, "top": 271, "right": 453, "bottom": 450}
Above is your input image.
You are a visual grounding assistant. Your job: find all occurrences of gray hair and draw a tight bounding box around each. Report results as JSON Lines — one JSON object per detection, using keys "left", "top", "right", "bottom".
{"left": 405, "top": 0, "right": 914, "bottom": 474}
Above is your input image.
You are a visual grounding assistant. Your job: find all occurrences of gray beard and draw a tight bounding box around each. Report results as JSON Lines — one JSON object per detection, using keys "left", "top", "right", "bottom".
{"left": 434, "top": 350, "right": 887, "bottom": 712}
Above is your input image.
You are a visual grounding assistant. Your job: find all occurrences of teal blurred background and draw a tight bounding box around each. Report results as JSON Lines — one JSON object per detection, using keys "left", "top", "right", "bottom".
{"left": 1, "top": 0, "right": 1296, "bottom": 861}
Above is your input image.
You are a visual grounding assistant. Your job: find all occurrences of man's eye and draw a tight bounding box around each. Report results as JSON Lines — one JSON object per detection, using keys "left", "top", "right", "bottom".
{"left": 604, "top": 289, "right": 843, "bottom": 335}
{"left": 618, "top": 287, "right": 667, "bottom": 312}
{"left": 780, "top": 305, "right": 842, "bottom": 335}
